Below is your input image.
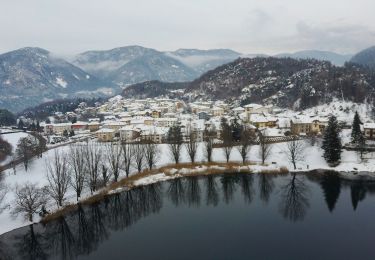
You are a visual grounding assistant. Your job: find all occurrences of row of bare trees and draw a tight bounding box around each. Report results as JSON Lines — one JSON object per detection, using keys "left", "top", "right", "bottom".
{"left": 12, "top": 141, "right": 160, "bottom": 221}
{"left": 168, "top": 122, "right": 264, "bottom": 165}
{"left": 167, "top": 121, "right": 306, "bottom": 169}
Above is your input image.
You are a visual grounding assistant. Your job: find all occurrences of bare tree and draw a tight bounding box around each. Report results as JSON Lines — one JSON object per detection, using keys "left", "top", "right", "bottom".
{"left": 16, "top": 137, "right": 34, "bottom": 171}
{"left": 106, "top": 142, "right": 122, "bottom": 182}
{"left": 69, "top": 145, "right": 86, "bottom": 201}
{"left": 144, "top": 141, "right": 159, "bottom": 170}
{"left": 167, "top": 125, "right": 183, "bottom": 164}
{"left": 279, "top": 173, "right": 310, "bottom": 222}
{"left": 220, "top": 117, "right": 233, "bottom": 163}
{"left": 0, "top": 177, "right": 8, "bottom": 214}
{"left": 258, "top": 130, "right": 272, "bottom": 164}
{"left": 31, "top": 133, "right": 47, "bottom": 158}
{"left": 238, "top": 127, "right": 255, "bottom": 164}
{"left": 12, "top": 183, "right": 47, "bottom": 222}
{"left": 121, "top": 142, "right": 133, "bottom": 177}
{"left": 133, "top": 143, "right": 145, "bottom": 173}
{"left": 285, "top": 136, "right": 305, "bottom": 170}
{"left": 185, "top": 127, "right": 198, "bottom": 163}
{"left": 84, "top": 143, "right": 102, "bottom": 194}
{"left": 204, "top": 129, "right": 215, "bottom": 163}
{"left": 46, "top": 150, "right": 70, "bottom": 207}
{"left": 101, "top": 164, "right": 111, "bottom": 187}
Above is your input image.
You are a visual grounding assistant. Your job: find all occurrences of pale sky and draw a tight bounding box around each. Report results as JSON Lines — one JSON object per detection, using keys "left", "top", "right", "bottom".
{"left": 1, "top": 0, "right": 374, "bottom": 55}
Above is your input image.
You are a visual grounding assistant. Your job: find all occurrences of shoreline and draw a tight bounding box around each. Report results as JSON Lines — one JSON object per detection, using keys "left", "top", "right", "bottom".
{"left": 2, "top": 161, "right": 375, "bottom": 236}
{"left": 41, "top": 162, "right": 375, "bottom": 223}
{"left": 41, "top": 162, "right": 288, "bottom": 223}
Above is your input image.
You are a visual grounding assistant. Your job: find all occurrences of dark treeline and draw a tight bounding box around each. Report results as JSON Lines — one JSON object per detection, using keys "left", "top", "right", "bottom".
{"left": 18, "top": 97, "right": 104, "bottom": 121}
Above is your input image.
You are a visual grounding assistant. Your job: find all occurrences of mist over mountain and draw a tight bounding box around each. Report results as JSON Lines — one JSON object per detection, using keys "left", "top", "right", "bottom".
{"left": 275, "top": 50, "right": 353, "bottom": 66}
{"left": 72, "top": 46, "right": 243, "bottom": 86}
{"left": 0, "top": 47, "right": 113, "bottom": 112}
{"left": 350, "top": 46, "right": 375, "bottom": 69}
{"left": 166, "top": 49, "right": 242, "bottom": 74}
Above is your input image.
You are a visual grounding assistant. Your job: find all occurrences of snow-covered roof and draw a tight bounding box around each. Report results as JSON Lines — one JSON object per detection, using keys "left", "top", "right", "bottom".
{"left": 250, "top": 114, "right": 277, "bottom": 123}
{"left": 233, "top": 107, "right": 245, "bottom": 112}
{"left": 364, "top": 123, "right": 375, "bottom": 129}
{"left": 262, "top": 128, "right": 284, "bottom": 137}
{"left": 119, "top": 125, "right": 141, "bottom": 132}
{"left": 243, "top": 103, "right": 263, "bottom": 109}
{"left": 72, "top": 121, "right": 88, "bottom": 126}
{"left": 103, "top": 121, "right": 126, "bottom": 126}
{"left": 291, "top": 116, "right": 313, "bottom": 124}
{"left": 96, "top": 128, "right": 115, "bottom": 133}
{"left": 211, "top": 106, "right": 224, "bottom": 111}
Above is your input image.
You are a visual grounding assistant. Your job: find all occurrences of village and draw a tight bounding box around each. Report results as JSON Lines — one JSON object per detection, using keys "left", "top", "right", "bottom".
{"left": 26, "top": 95, "right": 375, "bottom": 144}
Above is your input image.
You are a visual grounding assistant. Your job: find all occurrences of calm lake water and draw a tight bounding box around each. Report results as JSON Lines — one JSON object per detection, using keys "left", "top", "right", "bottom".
{"left": 1, "top": 172, "right": 375, "bottom": 260}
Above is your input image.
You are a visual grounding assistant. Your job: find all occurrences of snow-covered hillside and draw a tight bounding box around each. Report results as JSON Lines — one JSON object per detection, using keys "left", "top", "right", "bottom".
{"left": 0, "top": 47, "right": 114, "bottom": 112}
{"left": 278, "top": 100, "right": 375, "bottom": 125}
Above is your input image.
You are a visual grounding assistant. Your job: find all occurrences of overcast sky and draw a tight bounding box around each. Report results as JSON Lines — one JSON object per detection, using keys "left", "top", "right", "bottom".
{"left": 1, "top": 0, "right": 374, "bottom": 55}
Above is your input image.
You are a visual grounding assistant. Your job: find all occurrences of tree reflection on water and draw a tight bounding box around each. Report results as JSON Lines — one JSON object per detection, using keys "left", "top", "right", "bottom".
{"left": 1, "top": 173, "right": 374, "bottom": 259}
{"left": 279, "top": 173, "right": 310, "bottom": 222}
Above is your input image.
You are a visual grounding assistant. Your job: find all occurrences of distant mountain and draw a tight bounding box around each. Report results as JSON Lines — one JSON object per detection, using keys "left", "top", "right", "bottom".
{"left": 73, "top": 46, "right": 244, "bottom": 86}
{"left": 275, "top": 50, "right": 352, "bottom": 66}
{"left": 73, "top": 46, "right": 157, "bottom": 79}
{"left": 166, "top": 49, "right": 242, "bottom": 74}
{"left": 73, "top": 46, "right": 198, "bottom": 86}
{"left": 0, "top": 47, "right": 114, "bottom": 112}
{"left": 183, "top": 57, "right": 375, "bottom": 109}
{"left": 350, "top": 46, "right": 375, "bottom": 69}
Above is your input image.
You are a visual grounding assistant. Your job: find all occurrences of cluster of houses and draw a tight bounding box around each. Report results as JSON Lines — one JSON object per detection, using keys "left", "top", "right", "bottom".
{"left": 39, "top": 96, "right": 375, "bottom": 143}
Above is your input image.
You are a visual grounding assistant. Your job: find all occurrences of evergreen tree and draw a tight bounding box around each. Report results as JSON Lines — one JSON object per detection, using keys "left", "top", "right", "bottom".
{"left": 36, "top": 121, "right": 41, "bottom": 132}
{"left": 322, "top": 116, "right": 342, "bottom": 165}
{"left": 231, "top": 115, "right": 242, "bottom": 142}
{"left": 29, "top": 122, "right": 36, "bottom": 131}
{"left": 350, "top": 183, "right": 366, "bottom": 211}
{"left": 351, "top": 111, "right": 363, "bottom": 144}
{"left": 18, "top": 120, "right": 24, "bottom": 130}
{"left": 0, "top": 109, "right": 16, "bottom": 126}
{"left": 320, "top": 173, "right": 341, "bottom": 212}
{"left": 167, "top": 125, "right": 183, "bottom": 164}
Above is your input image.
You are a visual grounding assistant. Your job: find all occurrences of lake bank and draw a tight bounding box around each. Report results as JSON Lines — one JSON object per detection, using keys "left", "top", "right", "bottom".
{"left": 41, "top": 161, "right": 375, "bottom": 224}
{"left": 42, "top": 162, "right": 289, "bottom": 223}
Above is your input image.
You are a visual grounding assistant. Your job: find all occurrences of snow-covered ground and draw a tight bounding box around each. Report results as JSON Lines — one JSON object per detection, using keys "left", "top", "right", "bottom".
{"left": 0, "top": 129, "right": 375, "bottom": 235}
{"left": 278, "top": 100, "right": 374, "bottom": 125}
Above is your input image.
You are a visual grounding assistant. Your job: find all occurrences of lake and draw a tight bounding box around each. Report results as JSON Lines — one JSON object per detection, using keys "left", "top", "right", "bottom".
{"left": 1, "top": 172, "right": 375, "bottom": 260}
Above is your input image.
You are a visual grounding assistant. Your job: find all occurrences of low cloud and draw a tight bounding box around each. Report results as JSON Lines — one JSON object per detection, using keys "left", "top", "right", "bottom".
{"left": 292, "top": 21, "right": 375, "bottom": 53}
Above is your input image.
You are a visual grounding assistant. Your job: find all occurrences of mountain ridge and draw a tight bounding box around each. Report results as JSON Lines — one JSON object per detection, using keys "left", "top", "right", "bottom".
{"left": 0, "top": 47, "right": 114, "bottom": 112}
{"left": 350, "top": 46, "right": 375, "bottom": 69}
{"left": 123, "top": 57, "right": 375, "bottom": 110}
